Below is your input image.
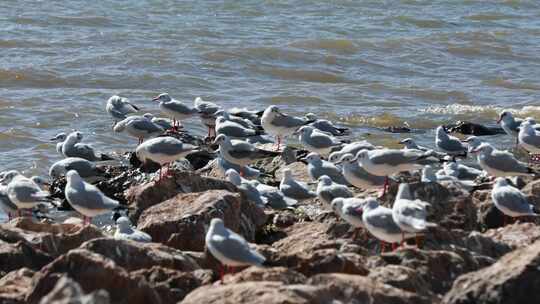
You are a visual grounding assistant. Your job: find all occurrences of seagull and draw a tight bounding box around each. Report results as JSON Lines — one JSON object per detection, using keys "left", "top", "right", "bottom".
{"left": 328, "top": 141, "right": 377, "bottom": 163}
{"left": 50, "top": 132, "right": 67, "bottom": 155}
{"left": 435, "top": 126, "right": 467, "bottom": 159}
{"left": 461, "top": 136, "right": 484, "bottom": 153}
{"left": 439, "top": 161, "right": 483, "bottom": 180}
{"left": 399, "top": 138, "right": 430, "bottom": 151}
{"left": 64, "top": 170, "right": 120, "bottom": 225}
{"left": 303, "top": 152, "right": 349, "bottom": 185}
{"left": 279, "top": 168, "right": 316, "bottom": 201}
{"left": 304, "top": 113, "right": 349, "bottom": 136}
{"left": 215, "top": 157, "right": 261, "bottom": 179}
{"left": 392, "top": 183, "right": 436, "bottom": 246}
{"left": 491, "top": 177, "right": 538, "bottom": 225}
{"left": 355, "top": 149, "right": 434, "bottom": 196}
{"left": 49, "top": 157, "right": 102, "bottom": 180}
{"left": 225, "top": 169, "right": 266, "bottom": 208}
{"left": 213, "top": 134, "right": 280, "bottom": 173}
{"left": 114, "top": 216, "right": 152, "bottom": 243}
{"left": 113, "top": 115, "right": 164, "bottom": 144}
{"left": 194, "top": 97, "right": 221, "bottom": 138}
{"left": 518, "top": 120, "right": 540, "bottom": 162}
{"left": 205, "top": 218, "right": 265, "bottom": 280}
{"left": 229, "top": 107, "right": 263, "bottom": 126}
{"left": 142, "top": 113, "right": 173, "bottom": 130}
{"left": 215, "top": 117, "right": 264, "bottom": 139}
{"left": 470, "top": 143, "right": 535, "bottom": 177}
{"left": 253, "top": 181, "right": 297, "bottom": 209}
{"left": 215, "top": 110, "right": 262, "bottom": 131}
{"left": 335, "top": 153, "right": 387, "bottom": 190}
{"left": 422, "top": 165, "right": 476, "bottom": 191}
{"left": 152, "top": 93, "right": 199, "bottom": 130}
{"left": 295, "top": 125, "right": 343, "bottom": 156}
{"left": 136, "top": 136, "right": 198, "bottom": 180}
{"left": 61, "top": 131, "right": 102, "bottom": 161}
{"left": 261, "top": 105, "right": 313, "bottom": 150}
{"left": 0, "top": 170, "right": 51, "bottom": 215}
{"left": 331, "top": 197, "right": 366, "bottom": 240}
{"left": 0, "top": 185, "right": 18, "bottom": 220}
{"left": 316, "top": 175, "right": 353, "bottom": 205}
{"left": 106, "top": 95, "right": 139, "bottom": 125}
{"left": 360, "top": 198, "right": 415, "bottom": 252}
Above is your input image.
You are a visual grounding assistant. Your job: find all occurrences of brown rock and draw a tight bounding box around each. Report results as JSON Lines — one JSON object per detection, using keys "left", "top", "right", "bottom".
{"left": 482, "top": 222, "right": 540, "bottom": 249}
{"left": 368, "top": 265, "right": 434, "bottom": 298}
{"left": 472, "top": 190, "right": 505, "bottom": 229}
{"left": 443, "top": 239, "right": 540, "bottom": 304}
{"left": 522, "top": 178, "right": 540, "bottom": 206}
{"left": 131, "top": 267, "right": 213, "bottom": 303}
{"left": 126, "top": 170, "right": 238, "bottom": 222}
{"left": 26, "top": 249, "right": 162, "bottom": 304}
{"left": 0, "top": 268, "right": 35, "bottom": 304}
{"left": 38, "top": 276, "right": 110, "bottom": 304}
{"left": 137, "top": 190, "right": 266, "bottom": 251}
{"left": 79, "top": 238, "right": 200, "bottom": 272}
{"left": 222, "top": 266, "right": 307, "bottom": 285}
{"left": 0, "top": 240, "right": 52, "bottom": 276}
{"left": 0, "top": 218, "right": 106, "bottom": 257}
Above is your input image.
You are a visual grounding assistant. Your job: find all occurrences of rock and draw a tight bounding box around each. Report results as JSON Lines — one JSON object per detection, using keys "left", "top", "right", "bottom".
{"left": 461, "top": 230, "right": 512, "bottom": 259}
{"left": 79, "top": 238, "right": 200, "bottom": 272}
{"left": 222, "top": 266, "right": 307, "bottom": 285}
{"left": 137, "top": 190, "right": 266, "bottom": 251}
{"left": 126, "top": 170, "right": 238, "bottom": 222}
{"left": 521, "top": 179, "right": 540, "bottom": 207}
{"left": 26, "top": 249, "right": 162, "bottom": 304}
{"left": 0, "top": 268, "right": 35, "bottom": 304}
{"left": 472, "top": 190, "right": 505, "bottom": 229}
{"left": 482, "top": 222, "right": 540, "bottom": 249}
{"left": 131, "top": 267, "right": 213, "bottom": 303}
{"left": 0, "top": 218, "right": 106, "bottom": 257}
{"left": 0, "top": 240, "right": 52, "bottom": 276}
{"left": 443, "top": 239, "right": 540, "bottom": 304}
{"left": 38, "top": 276, "right": 110, "bottom": 304}
{"left": 367, "top": 265, "right": 435, "bottom": 298}
{"left": 367, "top": 247, "right": 482, "bottom": 295}
{"left": 444, "top": 121, "right": 504, "bottom": 136}
{"left": 182, "top": 274, "right": 432, "bottom": 304}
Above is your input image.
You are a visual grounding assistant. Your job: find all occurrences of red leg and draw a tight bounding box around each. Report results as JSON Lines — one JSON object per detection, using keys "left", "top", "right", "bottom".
{"left": 275, "top": 136, "right": 281, "bottom": 151}
{"left": 379, "top": 176, "right": 389, "bottom": 198}
{"left": 392, "top": 243, "right": 397, "bottom": 251}
{"left": 219, "top": 264, "right": 224, "bottom": 282}
{"left": 352, "top": 228, "right": 359, "bottom": 240}
{"left": 415, "top": 234, "right": 421, "bottom": 248}
{"left": 380, "top": 241, "right": 386, "bottom": 254}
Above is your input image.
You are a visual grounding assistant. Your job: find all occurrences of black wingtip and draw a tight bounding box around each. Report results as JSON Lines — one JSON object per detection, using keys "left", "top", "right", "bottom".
{"left": 132, "top": 104, "right": 140, "bottom": 111}
{"left": 101, "top": 154, "right": 114, "bottom": 161}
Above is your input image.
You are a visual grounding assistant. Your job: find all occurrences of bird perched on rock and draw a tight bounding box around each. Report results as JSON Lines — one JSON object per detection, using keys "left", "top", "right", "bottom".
{"left": 216, "top": 117, "right": 264, "bottom": 139}
{"left": 225, "top": 169, "right": 266, "bottom": 208}
{"left": 113, "top": 115, "right": 164, "bottom": 144}
{"left": 435, "top": 126, "right": 467, "bottom": 160}
{"left": 518, "top": 120, "right": 540, "bottom": 162}
{"left": 335, "top": 153, "right": 387, "bottom": 190}
{"left": 213, "top": 134, "right": 279, "bottom": 174}
{"left": 61, "top": 131, "right": 109, "bottom": 161}
{"left": 50, "top": 132, "right": 67, "bottom": 155}
{"left": 205, "top": 218, "right": 265, "bottom": 280}
{"left": 152, "top": 93, "right": 199, "bottom": 130}
{"left": 328, "top": 141, "right": 377, "bottom": 163}
{"left": 49, "top": 157, "right": 103, "bottom": 180}
{"left": 491, "top": 177, "right": 538, "bottom": 225}
{"left": 142, "top": 113, "right": 174, "bottom": 130}
{"left": 114, "top": 216, "right": 152, "bottom": 243}
{"left": 316, "top": 175, "right": 352, "bottom": 205}
{"left": 0, "top": 170, "right": 51, "bottom": 216}
{"left": 422, "top": 165, "right": 476, "bottom": 191}
{"left": 303, "top": 152, "right": 349, "bottom": 185}
{"left": 279, "top": 168, "right": 316, "bottom": 201}
{"left": 194, "top": 97, "right": 221, "bottom": 138}
{"left": 261, "top": 105, "right": 313, "bottom": 150}
{"left": 295, "top": 125, "right": 343, "bottom": 156}
{"left": 106, "top": 95, "right": 139, "bottom": 125}
{"left": 304, "top": 113, "right": 349, "bottom": 136}
{"left": 331, "top": 197, "right": 366, "bottom": 240}
{"left": 470, "top": 143, "right": 535, "bottom": 178}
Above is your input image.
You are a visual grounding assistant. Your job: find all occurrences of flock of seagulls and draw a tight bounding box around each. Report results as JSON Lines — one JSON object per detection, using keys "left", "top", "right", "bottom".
{"left": 1, "top": 92, "right": 540, "bottom": 277}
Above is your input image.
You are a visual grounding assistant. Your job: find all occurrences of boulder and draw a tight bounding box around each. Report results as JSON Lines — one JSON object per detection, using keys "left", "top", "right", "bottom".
{"left": 0, "top": 240, "right": 52, "bottom": 276}
{"left": 0, "top": 268, "right": 35, "bottom": 304}
{"left": 443, "top": 239, "right": 540, "bottom": 304}
{"left": 79, "top": 238, "right": 200, "bottom": 272}
{"left": 126, "top": 170, "right": 238, "bottom": 222}
{"left": 222, "top": 266, "right": 307, "bottom": 285}
{"left": 137, "top": 190, "right": 266, "bottom": 251}
{"left": 0, "top": 218, "right": 106, "bottom": 257}
{"left": 38, "top": 276, "right": 110, "bottom": 304}
{"left": 26, "top": 249, "right": 162, "bottom": 304}
{"left": 472, "top": 190, "right": 505, "bottom": 229}
{"left": 481, "top": 222, "right": 540, "bottom": 249}
{"left": 522, "top": 178, "right": 540, "bottom": 207}
{"left": 367, "top": 265, "right": 435, "bottom": 298}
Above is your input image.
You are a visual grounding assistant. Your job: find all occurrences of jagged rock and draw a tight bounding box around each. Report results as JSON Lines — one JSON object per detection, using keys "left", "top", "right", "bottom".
{"left": 126, "top": 170, "right": 238, "bottom": 222}
{"left": 0, "top": 240, "right": 52, "bottom": 276}
{"left": 222, "top": 266, "right": 307, "bottom": 285}
{"left": 38, "top": 276, "right": 110, "bottom": 304}
{"left": 0, "top": 218, "right": 105, "bottom": 257}
{"left": 367, "top": 247, "right": 482, "bottom": 295}
{"left": 461, "top": 230, "right": 512, "bottom": 259}
{"left": 521, "top": 179, "right": 540, "bottom": 207}
{"left": 79, "top": 238, "right": 200, "bottom": 272}
{"left": 182, "top": 274, "right": 431, "bottom": 304}
{"left": 0, "top": 268, "right": 35, "bottom": 304}
{"left": 472, "top": 190, "right": 505, "bottom": 229}
{"left": 368, "top": 265, "right": 435, "bottom": 298}
{"left": 443, "top": 239, "right": 540, "bottom": 304}
{"left": 26, "top": 249, "right": 162, "bottom": 304}
{"left": 131, "top": 267, "right": 213, "bottom": 303}
{"left": 482, "top": 222, "right": 540, "bottom": 249}
{"left": 137, "top": 190, "right": 266, "bottom": 251}
{"left": 444, "top": 121, "right": 504, "bottom": 136}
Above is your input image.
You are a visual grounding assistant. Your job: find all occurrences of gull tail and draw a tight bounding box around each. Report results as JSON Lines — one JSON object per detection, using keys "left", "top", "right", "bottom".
{"left": 255, "top": 149, "right": 281, "bottom": 158}
{"left": 335, "top": 127, "right": 350, "bottom": 136}
{"left": 100, "top": 153, "right": 115, "bottom": 161}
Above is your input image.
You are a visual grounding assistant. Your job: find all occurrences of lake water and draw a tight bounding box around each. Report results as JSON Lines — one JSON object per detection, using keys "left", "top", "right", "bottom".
{"left": 1, "top": 0, "right": 540, "bottom": 175}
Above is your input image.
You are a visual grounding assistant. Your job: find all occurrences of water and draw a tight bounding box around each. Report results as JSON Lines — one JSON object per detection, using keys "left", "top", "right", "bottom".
{"left": 2, "top": 0, "right": 540, "bottom": 175}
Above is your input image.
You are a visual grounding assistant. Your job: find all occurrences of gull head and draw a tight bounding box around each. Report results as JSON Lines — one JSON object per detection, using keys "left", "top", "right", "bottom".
{"left": 142, "top": 113, "right": 155, "bottom": 120}
{"left": 317, "top": 175, "right": 332, "bottom": 186}
{"left": 494, "top": 177, "right": 509, "bottom": 187}
{"left": 330, "top": 197, "right": 344, "bottom": 213}
{"left": 66, "top": 170, "right": 82, "bottom": 184}
{"left": 354, "top": 150, "right": 370, "bottom": 164}
{"left": 462, "top": 136, "right": 482, "bottom": 152}
{"left": 0, "top": 170, "right": 21, "bottom": 185}
{"left": 525, "top": 117, "right": 537, "bottom": 125}
{"left": 295, "top": 125, "right": 313, "bottom": 136}
{"left": 470, "top": 143, "right": 493, "bottom": 154}
{"left": 214, "top": 110, "right": 228, "bottom": 118}
{"left": 282, "top": 168, "right": 293, "bottom": 179}
{"left": 303, "top": 152, "right": 321, "bottom": 164}
{"left": 336, "top": 153, "right": 355, "bottom": 165}
{"left": 224, "top": 169, "right": 242, "bottom": 186}
{"left": 50, "top": 132, "right": 67, "bottom": 142}
{"left": 31, "top": 176, "right": 51, "bottom": 188}
{"left": 520, "top": 120, "right": 534, "bottom": 130}
{"left": 497, "top": 110, "right": 513, "bottom": 124}
{"left": 116, "top": 216, "right": 132, "bottom": 232}
{"left": 215, "top": 117, "right": 227, "bottom": 125}
{"left": 328, "top": 151, "right": 342, "bottom": 163}
{"left": 213, "top": 134, "right": 228, "bottom": 146}
{"left": 108, "top": 95, "right": 128, "bottom": 106}
{"left": 305, "top": 113, "right": 318, "bottom": 121}
{"left": 363, "top": 197, "right": 379, "bottom": 212}
{"left": 399, "top": 138, "right": 417, "bottom": 149}
{"left": 152, "top": 93, "right": 171, "bottom": 102}
{"left": 436, "top": 126, "right": 447, "bottom": 137}
{"left": 209, "top": 217, "right": 226, "bottom": 232}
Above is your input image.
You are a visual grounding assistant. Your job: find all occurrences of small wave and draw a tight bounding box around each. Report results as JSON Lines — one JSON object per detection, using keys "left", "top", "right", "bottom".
{"left": 334, "top": 112, "right": 406, "bottom": 128}
{"left": 290, "top": 39, "right": 358, "bottom": 54}
{"left": 253, "top": 66, "right": 348, "bottom": 83}
{"left": 465, "top": 14, "right": 522, "bottom": 21}
{"left": 0, "top": 69, "right": 68, "bottom": 89}
{"left": 257, "top": 95, "right": 326, "bottom": 105}
{"left": 419, "top": 104, "right": 540, "bottom": 118}
{"left": 483, "top": 78, "right": 540, "bottom": 91}
{"left": 394, "top": 16, "right": 448, "bottom": 29}
{"left": 50, "top": 15, "right": 116, "bottom": 27}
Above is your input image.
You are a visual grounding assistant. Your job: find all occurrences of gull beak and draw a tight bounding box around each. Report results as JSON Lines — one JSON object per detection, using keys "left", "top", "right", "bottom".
{"left": 152, "top": 96, "right": 159, "bottom": 101}
{"left": 298, "top": 157, "right": 308, "bottom": 164}
{"left": 461, "top": 138, "right": 470, "bottom": 143}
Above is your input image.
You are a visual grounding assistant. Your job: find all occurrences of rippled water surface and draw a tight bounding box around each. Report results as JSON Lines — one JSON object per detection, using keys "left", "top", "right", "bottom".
{"left": 1, "top": 0, "right": 540, "bottom": 174}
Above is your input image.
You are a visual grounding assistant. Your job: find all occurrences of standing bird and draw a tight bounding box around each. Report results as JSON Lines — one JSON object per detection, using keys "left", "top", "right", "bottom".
{"left": 518, "top": 120, "right": 540, "bottom": 163}
{"left": 0, "top": 171, "right": 50, "bottom": 216}
{"left": 49, "top": 157, "right": 102, "bottom": 180}
{"left": 392, "top": 183, "right": 436, "bottom": 247}
{"left": 113, "top": 115, "right": 164, "bottom": 144}
{"left": 439, "top": 161, "right": 482, "bottom": 180}
{"left": 61, "top": 131, "right": 102, "bottom": 161}
{"left": 213, "top": 134, "right": 279, "bottom": 174}
{"left": 361, "top": 198, "right": 415, "bottom": 253}
{"left": 136, "top": 137, "right": 198, "bottom": 180}
{"left": 225, "top": 169, "right": 266, "bottom": 208}
{"left": 0, "top": 184, "right": 18, "bottom": 220}
{"left": 435, "top": 126, "right": 467, "bottom": 160}
{"left": 296, "top": 126, "right": 343, "bottom": 156}
{"left": 215, "top": 117, "right": 264, "bottom": 139}
{"left": 106, "top": 95, "right": 139, "bottom": 126}
{"left": 152, "top": 93, "right": 199, "bottom": 130}
{"left": 399, "top": 138, "right": 429, "bottom": 151}
{"left": 303, "top": 152, "right": 349, "bottom": 185}
{"left": 491, "top": 177, "right": 538, "bottom": 225}
{"left": 205, "top": 218, "right": 265, "bottom": 280}
{"left": 328, "top": 141, "right": 377, "bottom": 163}
{"left": 316, "top": 175, "right": 352, "bottom": 205}
{"left": 64, "top": 170, "right": 120, "bottom": 225}
{"left": 331, "top": 197, "right": 366, "bottom": 240}
{"left": 50, "top": 132, "right": 67, "bottom": 155}
{"left": 215, "top": 157, "right": 261, "bottom": 180}
{"left": 470, "top": 143, "right": 535, "bottom": 178}
{"left": 304, "top": 113, "right": 349, "bottom": 136}
{"left": 336, "top": 153, "right": 387, "bottom": 190}
{"left": 497, "top": 110, "right": 522, "bottom": 145}
{"left": 261, "top": 105, "right": 313, "bottom": 150}
{"left": 279, "top": 168, "right": 316, "bottom": 201}
{"left": 114, "top": 216, "right": 152, "bottom": 243}
{"left": 194, "top": 97, "right": 221, "bottom": 138}
{"left": 142, "top": 113, "right": 174, "bottom": 131}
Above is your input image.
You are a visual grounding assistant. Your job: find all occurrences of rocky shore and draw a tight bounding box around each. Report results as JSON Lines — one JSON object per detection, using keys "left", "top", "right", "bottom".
{"left": 0, "top": 130, "right": 539, "bottom": 304}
